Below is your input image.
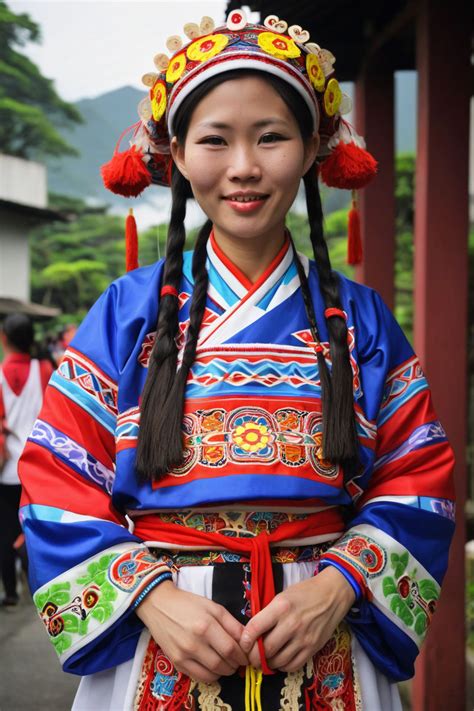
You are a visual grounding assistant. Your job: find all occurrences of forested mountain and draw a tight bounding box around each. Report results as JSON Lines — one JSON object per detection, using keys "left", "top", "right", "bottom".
{"left": 46, "top": 85, "right": 145, "bottom": 203}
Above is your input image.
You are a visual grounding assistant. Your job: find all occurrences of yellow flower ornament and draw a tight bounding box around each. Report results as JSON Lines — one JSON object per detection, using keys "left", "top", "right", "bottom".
{"left": 257, "top": 31, "right": 301, "bottom": 60}
{"left": 187, "top": 33, "right": 229, "bottom": 62}
{"left": 150, "top": 80, "right": 167, "bottom": 121}
{"left": 232, "top": 422, "right": 271, "bottom": 453}
{"left": 166, "top": 52, "right": 187, "bottom": 83}
{"left": 324, "top": 78, "right": 342, "bottom": 116}
{"left": 306, "top": 54, "right": 326, "bottom": 92}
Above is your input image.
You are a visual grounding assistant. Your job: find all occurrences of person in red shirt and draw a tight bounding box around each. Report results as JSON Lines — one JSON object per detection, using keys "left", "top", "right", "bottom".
{"left": 0, "top": 313, "right": 53, "bottom": 605}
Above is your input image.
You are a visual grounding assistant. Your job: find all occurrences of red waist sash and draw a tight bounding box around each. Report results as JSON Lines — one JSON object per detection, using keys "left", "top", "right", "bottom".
{"left": 133, "top": 509, "right": 344, "bottom": 675}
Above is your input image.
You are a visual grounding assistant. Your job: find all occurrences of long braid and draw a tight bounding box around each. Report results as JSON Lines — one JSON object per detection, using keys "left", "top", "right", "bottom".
{"left": 291, "top": 245, "right": 333, "bottom": 442}
{"left": 136, "top": 168, "right": 189, "bottom": 477}
{"left": 157, "top": 219, "right": 212, "bottom": 469}
{"left": 302, "top": 169, "right": 360, "bottom": 475}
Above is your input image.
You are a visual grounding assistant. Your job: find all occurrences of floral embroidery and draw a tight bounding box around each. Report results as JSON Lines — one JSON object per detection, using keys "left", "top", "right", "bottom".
{"left": 35, "top": 553, "right": 118, "bottom": 656}
{"left": 257, "top": 31, "right": 301, "bottom": 60}
{"left": 382, "top": 551, "right": 439, "bottom": 637}
{"left": 325, "top": 525, "right": 440, "bottom": 645}
{"left": 134, "top": 638, "right": 195, "bottom": 709}
{"left": 109, "top": 548, "right": 171, "bottom": 592}
{"left": 324, "top": 532, "right": 387, "bottom": 583}
{"left": 34, "top": 545, "right": 171, "bottom": 659}
{"left": 306, "top": 54, "right": 326, "bottom": 91}
{"left": 231, "top": 421, "right": 271, "bottom": 453}
{"left": 324, "top": 78, "right": 342, "bottom": 116}
{"left": 304, "top": 623, "right": 361, "bottom": 710}
{"left": 169, "top": 405, "right": 339, "bottom": 479}
{"left": 166, "top": 52, "right": 187, "bottom": 83}
{"left": 135, "top": 626, "right": 359, "bottom": 709}
{"left": 150, "top": 80, "right": 167, "bottom": 121}
{"left": 186, "top": 33, "right": 229, "bottom": 62}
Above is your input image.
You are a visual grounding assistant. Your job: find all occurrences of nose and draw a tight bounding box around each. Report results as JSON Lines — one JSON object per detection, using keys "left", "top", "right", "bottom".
{"left": 226, "top": 145, "right": 262, "bottom": 182}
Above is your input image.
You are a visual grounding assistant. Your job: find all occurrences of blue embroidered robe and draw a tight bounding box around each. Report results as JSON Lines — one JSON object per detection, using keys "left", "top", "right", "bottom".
{"left": 19, "top": 239, "right": 455, "bottom": 680}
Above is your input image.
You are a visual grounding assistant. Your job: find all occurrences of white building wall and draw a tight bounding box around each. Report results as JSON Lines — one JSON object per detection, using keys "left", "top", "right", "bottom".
{"left": 0, "top": 213, "right": 30, "bottom": 301}
{"left": 0, "top": 154, "right": 47, "bottom": 208}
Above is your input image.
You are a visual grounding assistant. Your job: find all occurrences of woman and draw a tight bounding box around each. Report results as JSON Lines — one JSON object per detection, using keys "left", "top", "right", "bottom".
{"left": 0, "top": 313, "right": 53, "bottom": 605}
{"left": 19, "top": 9, "right": 455, "bottom": 710}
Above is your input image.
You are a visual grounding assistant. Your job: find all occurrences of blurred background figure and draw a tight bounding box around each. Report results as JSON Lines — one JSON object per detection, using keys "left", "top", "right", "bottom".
{"left": 0, "top": 314, "right": 54, "bottom": 606}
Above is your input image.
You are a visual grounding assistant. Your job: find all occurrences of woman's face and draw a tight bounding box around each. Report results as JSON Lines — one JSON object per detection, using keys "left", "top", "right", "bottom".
{"left": 171, "top": 76, "right": 319, "bottom": 247}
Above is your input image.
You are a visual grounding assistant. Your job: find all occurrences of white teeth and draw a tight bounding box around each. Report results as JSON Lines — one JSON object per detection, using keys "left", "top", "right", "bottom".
{"left": 228, "top": 196, "right": 264, "bottom": 202}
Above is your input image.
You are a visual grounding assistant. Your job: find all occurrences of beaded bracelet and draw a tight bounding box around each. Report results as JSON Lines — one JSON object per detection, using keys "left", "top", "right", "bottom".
{"left": 132, "top": 571, "right": 173, "bottom": 609}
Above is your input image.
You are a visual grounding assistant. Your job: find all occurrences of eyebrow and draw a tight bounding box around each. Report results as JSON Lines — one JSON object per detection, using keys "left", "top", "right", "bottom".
{"left": 195, "top": 117, "right": 290, "bottom": 130}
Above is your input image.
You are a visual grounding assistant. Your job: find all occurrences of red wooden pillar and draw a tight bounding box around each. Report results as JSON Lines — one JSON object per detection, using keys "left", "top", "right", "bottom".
{"left": 354, "top": 64, "right": 395, "bottom": 309}
{"left": 412, "top": 0, "right": 470, "bottom": 708}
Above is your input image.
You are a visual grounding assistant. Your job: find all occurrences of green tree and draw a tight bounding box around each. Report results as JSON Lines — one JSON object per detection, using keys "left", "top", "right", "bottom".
{"left": 0, "top": 1, "right": 82, "bottom": 158}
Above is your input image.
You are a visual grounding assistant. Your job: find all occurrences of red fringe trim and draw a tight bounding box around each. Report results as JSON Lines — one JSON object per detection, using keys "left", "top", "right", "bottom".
{"left": 125, "top": 209, "right": 139, "bottom": 272}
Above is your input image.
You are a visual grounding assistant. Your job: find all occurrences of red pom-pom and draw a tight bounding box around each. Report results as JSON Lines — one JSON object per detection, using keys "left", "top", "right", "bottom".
{"left": 101, "top": 146, "right": 152, "bottom": 197}
{"left": 320, "top": 142, "right": 377, "bottom": 190}
{"left": 125, "top": 208, "right": 139, "bottom": 272}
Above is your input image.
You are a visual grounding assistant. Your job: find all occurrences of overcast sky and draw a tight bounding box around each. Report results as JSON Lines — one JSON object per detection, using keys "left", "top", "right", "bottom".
{"left": 10, "top": 1, "right": 260, "bottom": 101}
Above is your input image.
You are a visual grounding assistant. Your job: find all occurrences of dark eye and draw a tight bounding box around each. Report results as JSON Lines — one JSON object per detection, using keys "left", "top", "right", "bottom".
{"left": 199, "top": 135, "right": 226, "bottom": 146}
{"left": 259, "top": 133, "right": 285, "bottom": 144}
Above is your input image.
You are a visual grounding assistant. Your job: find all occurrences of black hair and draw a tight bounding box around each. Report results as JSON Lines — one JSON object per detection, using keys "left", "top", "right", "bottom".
{"left": 1, "top": 313, "right": 34, "bottom": 354}
{"left": 136, "top": 69, "right": 360, "bottom": 481}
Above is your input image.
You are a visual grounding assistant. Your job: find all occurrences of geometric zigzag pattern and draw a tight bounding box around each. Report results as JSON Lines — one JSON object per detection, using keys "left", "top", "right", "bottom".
{"left": 377, "top": 355, "right": 428, "bottom": 426}
{"left": 58, "top": 348, "right": 118, "bottom": 417}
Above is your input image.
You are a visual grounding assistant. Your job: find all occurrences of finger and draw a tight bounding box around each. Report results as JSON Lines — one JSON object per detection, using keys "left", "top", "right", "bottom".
{"left": 248, "top": 641, "right": 261, "bottom": 668}
{"left": 240, "top": 603, "right": 281, "bottom": 653}
{"left": 276, "top": 648, "right": 313, "bottom": 674}
{"left": 178, "top": 658, "right": 220, "bottom": 684}
{"left": 268, "top": 639, "right": 303, "bottom": 670}
{"left": 215, "top": 605, "right": 246, "bottom": 643}
{"left": 261, "top": 617, "right": 296, "bottom": 660}
{"left": 206, "top": 623, "right": 248, "bottom": 668}
{"left": 193, "top": 644, "right": 238, "bottom": 678}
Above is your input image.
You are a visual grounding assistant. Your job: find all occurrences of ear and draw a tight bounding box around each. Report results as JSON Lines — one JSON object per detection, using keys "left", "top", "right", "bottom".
{"left": 170, "top": 136, "right": 189, "bottom": 180}
{"left": 302, "top": 132, "right": 320, "bottom": 175}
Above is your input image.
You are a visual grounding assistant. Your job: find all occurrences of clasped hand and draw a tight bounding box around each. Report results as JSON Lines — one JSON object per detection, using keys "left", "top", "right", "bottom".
{"left": 135, "top": 566, "right": 355, "bottom": 684}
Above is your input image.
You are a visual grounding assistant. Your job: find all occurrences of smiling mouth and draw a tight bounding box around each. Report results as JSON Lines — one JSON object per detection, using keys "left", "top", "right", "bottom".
{"left": 224, "top": 195, "right": 269, "bottom": 203}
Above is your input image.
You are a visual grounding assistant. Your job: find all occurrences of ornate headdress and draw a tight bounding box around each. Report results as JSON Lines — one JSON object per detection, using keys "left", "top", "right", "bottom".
{"left": 102, "top": 8, "right": 377, "bottom": 269}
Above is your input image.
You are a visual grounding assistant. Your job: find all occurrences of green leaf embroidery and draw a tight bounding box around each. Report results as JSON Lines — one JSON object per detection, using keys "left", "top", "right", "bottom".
{"left": 50, "top": 582, "right": 71, "bottom": 593}
{"left": 382, "top": 577, "right": 397, "bottom": 597}
{"left": 414, "top": 612, "right": 428, "bottom": 636}
{"left": 99, "top": 555, "right": 114, "bottom": 571}
{"left": 399, "top": 551, "right": 409, "bottom": 569}
{"left": 419, "top": 579, "right": 439, "bottom": 601}
{"left": 390, "top": 551, "right": 408, "bottom": 579}
{"left": 35, "top": 582, "right": 71, "bottom": 611}
{"left": 62, "top": 613, "right": 79, "bottom": 634}
{"left": 52, "top": 633, "right": 73, "bottom": 655}
{"left": 393, "top": 563, "right": 406, "bottom": 579}
{"left": 390, "top": 594, "right": 414, "bottom": 627}
{"left": 49, "top": 591, "right": 71, "bottom": 606}
{"left": 94, "top": 571, "right": 107, "bottom": 586}
{"left": 78, "top": 618, "right": 90, "bottom": 636}
{"left": 100, "top": 581, "right": 118, "bottom": 602}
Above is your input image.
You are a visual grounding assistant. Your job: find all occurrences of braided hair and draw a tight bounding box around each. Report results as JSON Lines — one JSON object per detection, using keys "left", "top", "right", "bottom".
{"left": 136, "top": 69, "right": 359, "bottom": 481}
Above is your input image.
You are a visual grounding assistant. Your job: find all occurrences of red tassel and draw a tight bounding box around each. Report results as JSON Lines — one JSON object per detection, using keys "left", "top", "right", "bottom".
{"left": 125, "top": 208, "right": 139, "bottom": 272}
{"left": 347, "top": 191, "right": 363, "bottom": 265}
{"left": 101, "top": 146, "right": 152, "bottom": 197}
{"left": 320, "top": 141, "right": 377, "bottom": 190}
